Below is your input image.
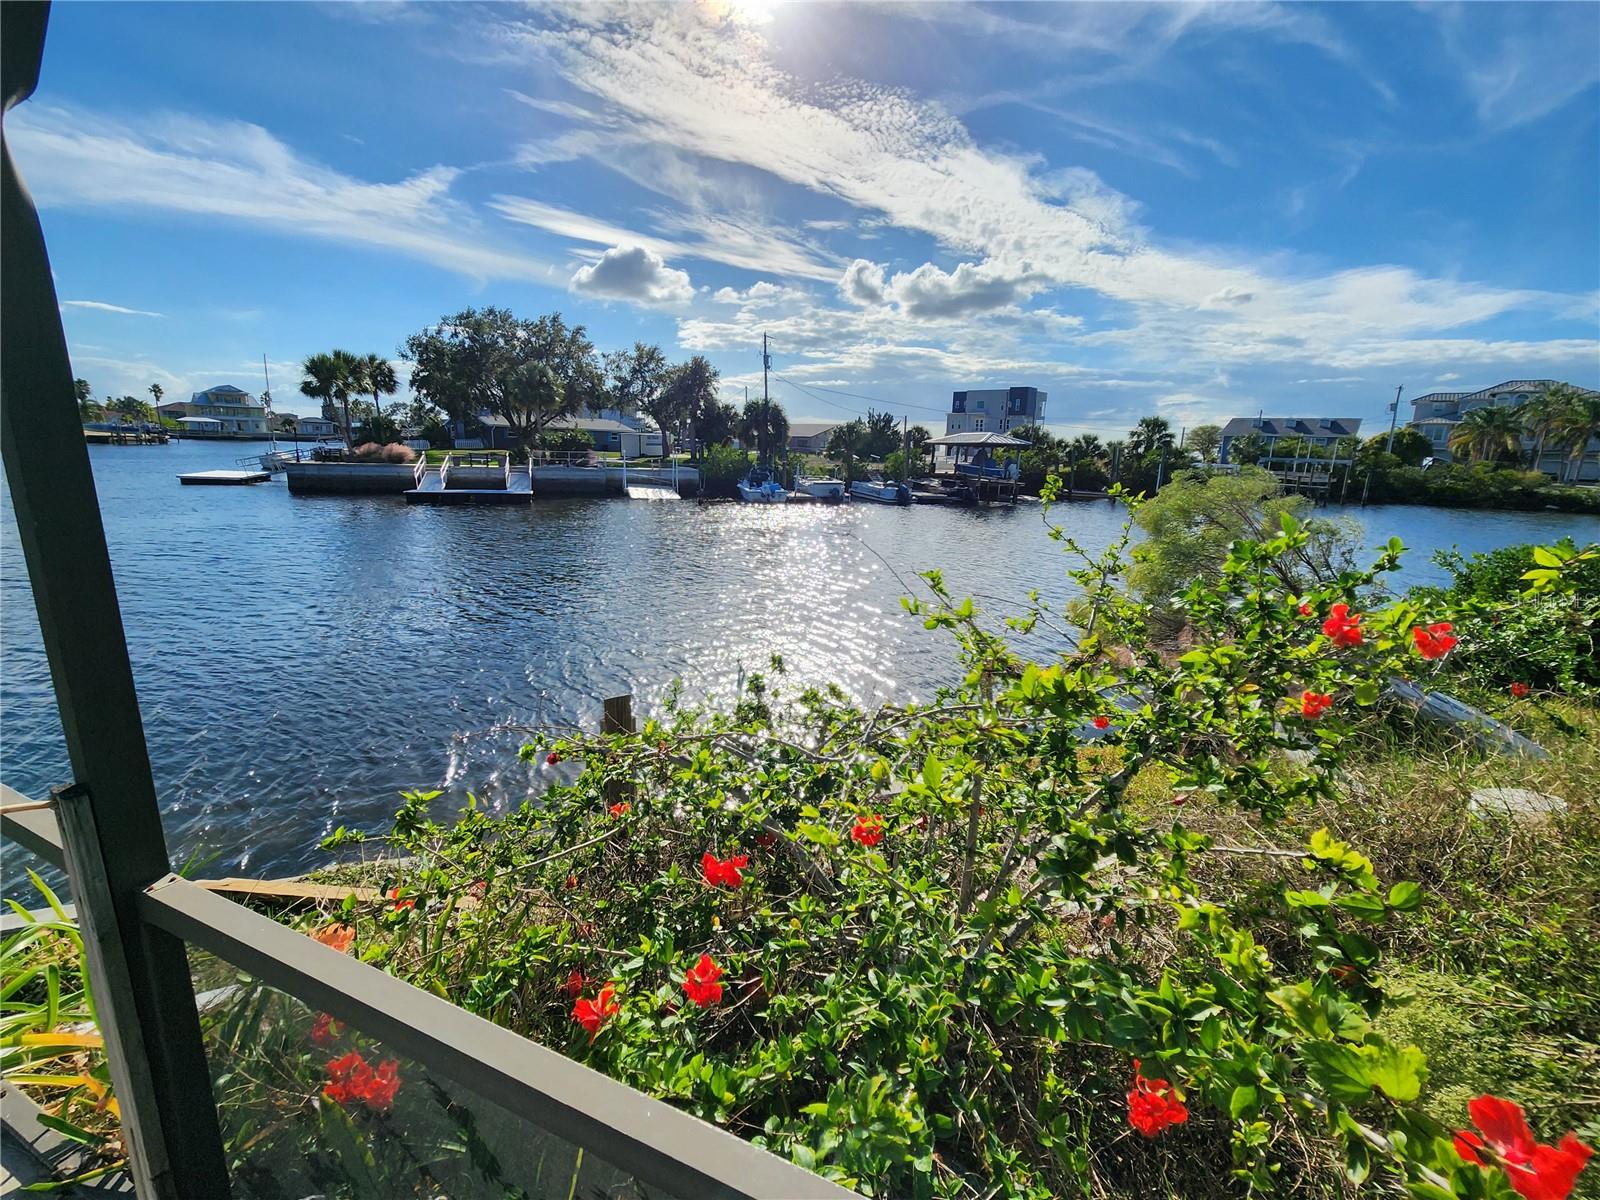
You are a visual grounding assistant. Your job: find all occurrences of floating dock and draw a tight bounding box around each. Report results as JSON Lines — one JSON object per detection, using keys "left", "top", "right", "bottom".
{"left": 625, "top": 481, "right": 681, "bottom": 501}
{"left": 405, "top": 465, "right": 533, "bottom": 505}
{"left": 178, "top": 470, "right": 270, "bottom": 486}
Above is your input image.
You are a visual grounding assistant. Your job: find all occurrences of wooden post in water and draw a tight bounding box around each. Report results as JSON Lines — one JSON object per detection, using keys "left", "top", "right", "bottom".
{"left": 602, "top": 694, "right": 636, "bottom": 808}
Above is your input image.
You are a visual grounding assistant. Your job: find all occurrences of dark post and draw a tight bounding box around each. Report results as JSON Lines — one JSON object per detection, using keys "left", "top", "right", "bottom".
{"left": 1, "top": 7, "right": 232, "bottom": 1194}
{"left": 602, "top": 694, "right": 636, "bottom": 808}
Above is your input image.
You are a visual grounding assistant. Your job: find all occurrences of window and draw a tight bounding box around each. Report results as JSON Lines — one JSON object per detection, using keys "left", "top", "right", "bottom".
{"left": 975, "top": 418, "right": 985, "bottom": 431}
{"left": 975, "top": 399, "right": 986, "bottom": 410}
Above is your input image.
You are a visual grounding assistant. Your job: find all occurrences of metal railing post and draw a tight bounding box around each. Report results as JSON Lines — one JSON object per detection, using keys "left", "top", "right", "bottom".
{"left": 1, "top": 7, "right": 233, "bottom": 1194}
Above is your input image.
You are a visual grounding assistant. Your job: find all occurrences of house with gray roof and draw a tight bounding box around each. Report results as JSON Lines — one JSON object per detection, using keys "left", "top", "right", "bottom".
{"left": 1218, "top": 417, "right": 1363, "bottom": 466}
{"left": 1407, "top": 380, "right": 1599, "bottom": 480}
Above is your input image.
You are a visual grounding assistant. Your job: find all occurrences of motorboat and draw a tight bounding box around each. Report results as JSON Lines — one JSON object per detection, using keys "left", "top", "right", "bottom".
{"left": 737, "top": 466, "right": 789, "bottom": 503}
{"left": 848, "top": 476, "right": 912, "bottom": 505}
{"left": 795, "top": 476, "right": 844, "bottom": 502}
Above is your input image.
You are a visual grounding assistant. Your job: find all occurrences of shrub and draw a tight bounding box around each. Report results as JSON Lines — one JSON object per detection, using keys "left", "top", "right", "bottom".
{"left": 699, "top": 443, "right": 750, "bottom": 498}
{"left": 318, "top": 502, "right": 1600, "bottom": 1198}
{"left": 349, "top": 442, "right": 415, "bottom": 463}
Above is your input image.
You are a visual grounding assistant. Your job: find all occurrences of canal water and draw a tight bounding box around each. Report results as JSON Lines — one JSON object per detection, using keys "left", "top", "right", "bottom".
{"left": 3, "top": 441, "right": 1595, "bottom": 888}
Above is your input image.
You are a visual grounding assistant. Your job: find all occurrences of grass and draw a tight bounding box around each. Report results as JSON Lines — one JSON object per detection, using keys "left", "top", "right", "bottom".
{"left": 1150, "top": 693, "right": 1600, "bottom": 1172}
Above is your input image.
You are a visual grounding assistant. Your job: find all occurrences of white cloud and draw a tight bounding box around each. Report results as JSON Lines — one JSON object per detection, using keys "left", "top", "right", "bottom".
{"left": 712, "top": 280, "right": 808, "bottom": 307}
{"left": 888, "top": 259, "right": 1045, "bottom": 319}
{"left": 490, "top": 195, "right": 839, "bottom": 281}
{"left": 839, "top": 259, "right": 887, "bottom": 306}
{"left": 1431, "top": 4, "right": 1600, "bottom": 131}
{"left": 513, "top": 5, "right": 1580, "bottom": 370}
{"left": 8, "top": 103, "right": 555, "bottom": 284}
{"left": 61, "top": 299, "right": 163, "bottom": 317}
{"left": 569, "top": 244, "right": 693, "bottom": 305}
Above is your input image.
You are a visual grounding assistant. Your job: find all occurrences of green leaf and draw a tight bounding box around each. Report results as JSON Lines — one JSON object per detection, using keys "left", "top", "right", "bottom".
{"left": 1300, "top": 1042, "right": 1374, "bottom": 1103}
{"left": 1353, "top": 680, "right": 1380, "bottom": 706}
{"left": 1366, "top": 1043, "right": 1426, "bottom": 1102}
{"left": 794, "top": 822, "right": 841, "bottom": 847}
{"left": 1229, "top": 1085, "right": 1258, "bottom": 1120}
{"left": 1386, "top": 882, "right": 1422, "bottom": 912}
{"left": 1333, "top": 893, "right": 1387, "bottom": 919}
{"left": 1531, "top": 546, "right": 1563, "bottom": 568}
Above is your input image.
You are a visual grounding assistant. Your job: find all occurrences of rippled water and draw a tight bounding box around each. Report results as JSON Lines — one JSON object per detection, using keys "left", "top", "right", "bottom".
{"left": 4, "top": 441, "right": 1594, "bottom": 887}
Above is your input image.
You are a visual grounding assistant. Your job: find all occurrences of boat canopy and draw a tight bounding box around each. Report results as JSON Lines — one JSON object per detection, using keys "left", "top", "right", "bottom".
{"left": 925, "top": 431, "right": 1031, "bottom": 447}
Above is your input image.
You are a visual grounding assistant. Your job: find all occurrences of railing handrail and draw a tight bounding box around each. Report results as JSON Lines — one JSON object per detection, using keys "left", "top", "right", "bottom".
{"left": 0, "top": 798, "right": 854, "bottom": 1199}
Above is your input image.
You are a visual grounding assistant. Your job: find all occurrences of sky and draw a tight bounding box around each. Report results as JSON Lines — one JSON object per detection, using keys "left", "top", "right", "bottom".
{"left": 11, "top": 0, "right": 1600, "bottom": 438}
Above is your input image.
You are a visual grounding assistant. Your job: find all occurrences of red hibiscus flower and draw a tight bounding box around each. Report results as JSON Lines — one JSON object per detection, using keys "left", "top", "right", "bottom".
{"left": 387, "top": 886, "right": 414, "bottom": 911}
{"left": 1092, "top": 715, "right": 1112, "bottom": 730}
{"left": 572, "top": 983, "right": 619, "bottom": 1039}
{"left": 1127, "top": 1060, "right": 1188, "bottom": 1137}
{"left": 754, "top": 831, "right": 778, "bottom": 848}
{"left": 1298, "top": 602, "right": 1314, "bottom": 616}
{"left": 701, "top": 851, "right": 750, "bottom": 888}
{"left": 1321, "top": 603, "right": 1363, "bottom": 647}
{"left": 310, "top": 1012, "right": 344, "bottom": 1047}
{"left": 1300, "top": 690, "right": 1333, "bottom": 719}
{"left": 682, "top": 954, "right": 725, "bottom": 1008}
{"left": 361, "top": 1059, "right": 401, "bottom": 1111}
{"left": 1510, "top": 682, "right": 1531, "bottom": 699}
{"left": 851, "top": 814, "right": 885, "bottom": 847}
{"left": 311, "top": 923, "right": 355, "bottom": 954}
{"left": 1412, "top": 622, "right": 1458, "bottom": 660}
{"left": 322, "top": 1051, "right": 401, "bottom": 1111}
{"left": 563, "top": 970, "right": 587, "bottom": 998}
{"left": 564, "top": 873, "right": 578, "bottom": 890}
{"left": 1454, "top": 1095, "right": 1593, "bottom": 1200}
{"left": 608, "top": 802, "right": 630, "bottom": 817}
{"left": 545, "top": 751, "right": 562, "bottom": 766}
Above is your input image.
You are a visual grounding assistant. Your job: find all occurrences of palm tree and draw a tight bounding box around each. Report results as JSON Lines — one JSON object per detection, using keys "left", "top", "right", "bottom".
{"left": 300, "top": 350, "right": 359, "bottom": 450}
{"left": 355, "top": 353, "right": 398, "bottom": 422}
{"left": 1548, "top": 391, "right": 1600, "bottom": 483}
{"left": 148, "top": 382, "right": 163, "bottom": 410}
{"left": 1068, "top": 433, "right": 1104, "bottom": 462}
{"left": 826, "top": 419, "right": 868, "bottom": 483}
{"left": 1521, "top": 384, "right": 1579, "bottom": 474}
{"left": 741, "top": 398, "right": 789, "bottom": 467}
{"left": 662, "top": 356, "right": 720, "bottom": 458}
{"left": 1448, "top": 405, "right": 1523, "bottom": 464}
{"left": 1127, "top": 416, "right": 1175, "bottom": 457}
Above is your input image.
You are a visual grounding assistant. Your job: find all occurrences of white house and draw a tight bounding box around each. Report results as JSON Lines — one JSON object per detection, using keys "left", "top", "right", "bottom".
{"left": 161, "top": 385, "right": 269, "bottom": 435}
{"left": 1218, "top": 417, "right": 1363, "bottom": 466}
{"left": 944, "top": 387, "right": 1047, "bottom": 437}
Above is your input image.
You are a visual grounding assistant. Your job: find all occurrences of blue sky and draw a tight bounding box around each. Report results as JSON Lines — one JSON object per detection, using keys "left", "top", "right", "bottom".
{"left": 11, "top": 1, "right": 1599, "bottom": 436}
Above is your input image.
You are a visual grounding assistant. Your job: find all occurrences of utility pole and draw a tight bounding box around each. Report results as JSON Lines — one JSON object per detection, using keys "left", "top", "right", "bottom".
{"left": 761, "top": 332, "right": 771, "bottom": 466}
{"left": 1384, "top": 384, "right": 1403, "bottom": 453}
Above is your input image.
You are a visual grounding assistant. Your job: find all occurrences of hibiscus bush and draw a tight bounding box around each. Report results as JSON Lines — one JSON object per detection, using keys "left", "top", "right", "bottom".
{"left": 319, "top": 498, "right": 1592, "bottom": 1199}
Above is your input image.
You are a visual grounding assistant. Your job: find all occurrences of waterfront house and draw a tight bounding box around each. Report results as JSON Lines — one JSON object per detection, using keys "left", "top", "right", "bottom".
{"left": 1407, "top": 380, "right": 1600, "bottom": 481}
{"left": 788, "top": 422, "right": 841, "bottom": 454}
{"left": 279, "top": 415, "right": 338, "bottom": 440}
{"left": 181, "top": 384, "right": 269, "bottom": 435}
{"left": 450, "top": 410, "right": 664, "bottom": 456}
{"left": 944, "top": 387, "right": 1047, "bottom": 437}
{"left": 1218, "top": 417, "right": 1363, "bottom": 467}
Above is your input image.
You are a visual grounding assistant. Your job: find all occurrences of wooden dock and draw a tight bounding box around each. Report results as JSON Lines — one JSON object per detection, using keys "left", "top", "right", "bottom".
{"left": 178, "top": 469, "right": 270, "bottom": 485}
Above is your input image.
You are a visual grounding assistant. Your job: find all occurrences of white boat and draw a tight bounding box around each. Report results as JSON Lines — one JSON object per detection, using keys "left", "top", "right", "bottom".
{"left": 848, "top": 477, "right": 912, "bottom": 505}
{"left": 796, "top": 477, "right": 844, "bottom": 502}
{"left": 738, "top": 466, "right": 789, "bottom": 503}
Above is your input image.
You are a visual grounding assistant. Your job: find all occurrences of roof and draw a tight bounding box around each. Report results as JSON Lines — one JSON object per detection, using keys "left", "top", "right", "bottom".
{"left": 191, "top": 384, "right": 253, "bottom": 399}
{"left": 926, "top": 431, "right": 1032, "bottom": 447}
{"left": 788, "top": 422, "right": 840, "bottom": 439}
{"left": 1460, "top": 380, "right": 1558, "bottom": 401}
{"left": 1218, "top": 417, "right": 1362, "bottom": 439}
{"left": 549, "top": 416, "right": 657, "bottom": 435}
{"left": 1409, "top": 392, "right": 1469, "bottom": 406}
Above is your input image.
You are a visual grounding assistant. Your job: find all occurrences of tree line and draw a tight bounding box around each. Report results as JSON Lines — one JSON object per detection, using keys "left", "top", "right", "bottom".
{"left": 75, "top": 378, "right": 165, "bottom": 425}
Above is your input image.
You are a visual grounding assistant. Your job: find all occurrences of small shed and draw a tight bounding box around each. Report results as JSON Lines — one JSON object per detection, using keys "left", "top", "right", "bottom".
{"left": 176, "top": 416, "right": 224, "bottom": 435}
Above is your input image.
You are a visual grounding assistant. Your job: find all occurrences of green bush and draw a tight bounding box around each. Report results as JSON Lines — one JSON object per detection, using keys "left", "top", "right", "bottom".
{"left": 699, "top": 443, "right": 750, "bottom": 498}
{"left": 312, "top": 507, "right": 1600, "bottom": 1198}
